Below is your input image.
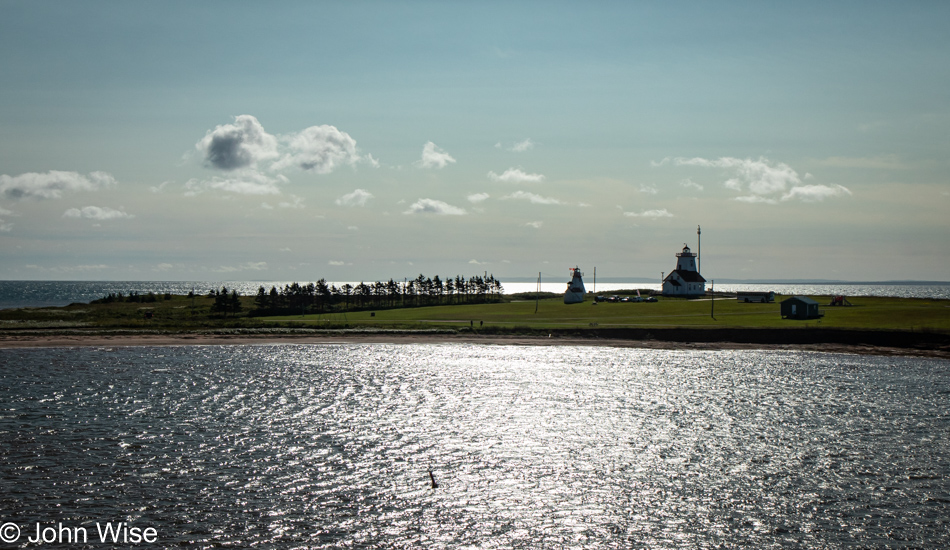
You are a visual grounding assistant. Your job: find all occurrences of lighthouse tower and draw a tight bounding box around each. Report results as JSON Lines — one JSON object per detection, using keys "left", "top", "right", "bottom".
{"left": 662, "top": 243, "right": 706, "bottom": 297}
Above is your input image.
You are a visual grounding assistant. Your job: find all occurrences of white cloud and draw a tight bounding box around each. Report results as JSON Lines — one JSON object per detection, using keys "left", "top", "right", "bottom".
{"left": 214, "top": 261, "right": 268, "bottom": 273}
{"left": 814, "top": 154, "right": 905, "bottom": 170}
{"left": 328, "top": 260, "right": 345, "bottom": 266}
{"left": 278, "top": 195, "right": 305, "bottom": 209}
{"left": 416, "top": 141, "right": 456, "bottom": 169}
{"left": 734, "top": 195, "right": 778, "bottom": 204}
{"left": 155, "top": 263, "right": 175, "bottom": 271}
{"left": 781, "top": 184, "right": 852, "bottom": 202}
{"left": 488, "top": 168, "right": 545, "bottom": 183}
{"left": 523, "top": 221, "right": 543, "bottom": 228}
{"left": 0, "top": 170, "right": 116, "bottom": 201}
{"left": 336, "top": 188, "right": 374, "bottom": 207}
{"left": 261, "top": 202, "right": 274, "bottom": 209}
{"left": 675, "top": 157, "right": 797, "bottom": 196}
{"left": 184, "top": 172, "right": 285, "bottom": 196}
{"left": 63, "top": 206, "right": 134, "bottom": 220}
{"left": 639, "top": 184, "right": 658, "bottom": 195}
{"left": 509, "top": 138, "right": 534, "bottom": 152}
{"left": 467, "top": 193, "right": 490, "bottom": 203}
{"left": 149, "top": 181, "right": 172, "bottom": 193}
{"left": 502, "top": 191, "right": 562, "bottom": 205}
{"left": 273, "top": 125, "right": 364, "bottom": 174}
{"left": 196, "top": 115, "right": 279, "bottom": 171}
{"left": 403, "top": 198, "right": 466, "bottom": 215}
{"left": 0, "top": 205, "right": 16, "bottom": 231}
{"left": 623, "top": 209, "right": 673, "bottom": 218}
{"left": 668, "top": 156, "right": 851, "bottom": 203}
{"left": 680, "top": 178, "right": 704, "bottom": 191}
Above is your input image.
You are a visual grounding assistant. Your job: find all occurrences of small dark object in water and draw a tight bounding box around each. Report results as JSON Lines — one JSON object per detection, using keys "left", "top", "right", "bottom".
{"left": 428, "top": 469, "right": 438, "bottom": 489}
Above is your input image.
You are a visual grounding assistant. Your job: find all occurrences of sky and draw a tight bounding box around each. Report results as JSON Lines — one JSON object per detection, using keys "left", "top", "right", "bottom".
{"left": 1, "top": 1, "right": 948, "bottom": 283}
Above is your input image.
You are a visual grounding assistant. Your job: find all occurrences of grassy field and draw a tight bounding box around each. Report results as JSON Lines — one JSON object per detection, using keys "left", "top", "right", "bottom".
{"left": 262, "top": 295, "right": 950, "bottom": 333}
{"left": 1, "top": 293, "right": 948, "bottom": 335}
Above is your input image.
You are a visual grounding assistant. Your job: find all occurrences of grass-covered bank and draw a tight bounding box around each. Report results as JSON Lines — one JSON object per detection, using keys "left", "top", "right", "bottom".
{"left": 1, "top": 292, "right": 948, "bottom": 354}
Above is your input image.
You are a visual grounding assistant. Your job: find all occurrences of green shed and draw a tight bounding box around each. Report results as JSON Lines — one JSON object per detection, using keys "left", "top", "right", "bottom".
{"left": 781, "top": 296, "right": 822, "bottom": 320}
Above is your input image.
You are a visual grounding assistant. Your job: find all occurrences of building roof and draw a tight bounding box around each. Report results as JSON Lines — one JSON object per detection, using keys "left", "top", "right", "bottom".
{"left": 665, "top": 269, "right": 706, "bottom": 283}
{"left": 781, "top": 296, "right": 819, "bottom": 305}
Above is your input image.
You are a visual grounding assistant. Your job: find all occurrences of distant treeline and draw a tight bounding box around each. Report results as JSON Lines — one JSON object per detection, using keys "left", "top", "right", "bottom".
{"left": 92, "top": 291, "right": 172, "bottom": 304}
{"left": 251, "top": 274, "right": 503, "bottom": 316}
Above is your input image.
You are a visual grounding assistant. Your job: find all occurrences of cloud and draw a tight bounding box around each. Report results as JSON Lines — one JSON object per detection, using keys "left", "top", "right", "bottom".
{"left": 781, "top": 184, "right": 853, "bottom": 202}
{"left": 639, "top": 184, "right": 658, "bottom": 195}
{"left": 680, "top": 178, "right": 704, "bottom": 191}
{"left": 184, "top": 172, "right": 285, "bottom": 196}
{"left": 149, "top": 181, "right": 172, "bottom": 193}
{"left": 523, "top": 221, "right": 543, "bottom": 228}
{"left": 0, "top": 205, "right": 16, "bottom": 231}
{"left": 336, "top": 188, "right": 374, "bottom": 207}
{"left": 278, "top": 195, "right": 305, "bottom": 209}
{"left": 155, "top": 263, "right": 175, "bottom": 271}
{"left": 328, "top": 260, "right": 345, "bottom": 266}
{"left": 196, "top": 115, "right": 279, "bottom": 171}
{"left": 667, "top": 156, "right": 851, "bottom": 203}
{"left": 734, "top": 195, "right": 778, "bottom": 204}
{"left": 467, "top": 193, "right": 490, "bottom": 203}
{"left": 403, "top": 198, "right": 466, "bottom": 215}
{"left": 502, "top": 191, "right": 562, "bottom": 205}
{"left": 63, "top": 206, "right": 134, "bottom": 220}
{"left": 273, "top": 125, "right": 364, "bottom": 174}
{"left": 623, "top": 209, "right": 673, "bottom": 218}
{"left": 214, "top": 261, "right": 268, "bottom": 273}
{"left": 488, "top": 168, "right": 545, "bottom": 183}
{"left": 509, "top": 138, "right": 534, "bottom": 152}
{"left": 814, "top": 154, "right": 905, "bottom": 170}
{"left": 675, "top": 157, "right": 797, "bottom": 196}
{"left": 416, "top": 141, "right": 456, "bottom": 169}
{"left": 0, "top": 171, "right": 116, "bottom": 201}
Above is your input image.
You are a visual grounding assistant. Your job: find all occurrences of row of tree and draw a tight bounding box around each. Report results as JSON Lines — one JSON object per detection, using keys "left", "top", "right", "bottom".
{"left": 252, "top": 274, "right": 503, "bottom": 315}
{"left": 92, "top": 291, "right": 172, "bottom": 304}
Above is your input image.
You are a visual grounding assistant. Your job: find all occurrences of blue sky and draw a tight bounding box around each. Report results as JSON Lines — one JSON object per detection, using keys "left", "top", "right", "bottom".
{"left": 1, "top": 1, "right": 948, "bottom": 282}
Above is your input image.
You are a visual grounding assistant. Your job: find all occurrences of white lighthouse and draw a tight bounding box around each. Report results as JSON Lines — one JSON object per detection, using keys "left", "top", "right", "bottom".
{"left": 662, "top": 242, "right": 706, "bottom": 297}
{"left": 564, "top": 267, "right": 586, "bottom": 304}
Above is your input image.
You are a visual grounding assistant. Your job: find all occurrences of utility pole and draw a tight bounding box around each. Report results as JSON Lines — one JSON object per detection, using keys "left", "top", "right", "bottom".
{"left": 711, "top": 279, "right": 715, "bottom": 320}
{"left": 697, "top": 225, "right": 702, "bottom": 275}
{"left": 535, "top": 272, "right": 540, "bottom": 314}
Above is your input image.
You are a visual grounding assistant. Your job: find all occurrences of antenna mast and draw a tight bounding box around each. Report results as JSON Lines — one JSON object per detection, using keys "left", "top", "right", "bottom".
{"left": 697, "top": 225, "right": 702, "bottom": 274}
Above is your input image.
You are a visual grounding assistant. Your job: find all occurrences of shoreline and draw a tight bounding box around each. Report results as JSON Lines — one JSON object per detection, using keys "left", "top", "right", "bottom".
{"left": 2, "top": 330, "right": 948, "bottom": 359}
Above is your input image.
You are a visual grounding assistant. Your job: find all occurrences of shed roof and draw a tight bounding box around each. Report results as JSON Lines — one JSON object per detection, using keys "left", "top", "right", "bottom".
{"left": 781, "top": 296, "right": 819, "bottom": 305}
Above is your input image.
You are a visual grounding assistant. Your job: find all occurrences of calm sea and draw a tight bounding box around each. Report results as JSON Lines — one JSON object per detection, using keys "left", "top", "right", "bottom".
{"left": 1, "top": 280, "right": 948, "bottom": 309}
{"left": 1, "top": 344, "right": 948, "bottom": 548}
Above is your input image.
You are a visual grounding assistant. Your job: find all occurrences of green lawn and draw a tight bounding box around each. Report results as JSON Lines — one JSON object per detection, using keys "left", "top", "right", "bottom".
{"left": 2, "top": 293, "right": 947, "bottom": 334}
{"left": 262, "top": 295, "right": 950, "bottom": 333}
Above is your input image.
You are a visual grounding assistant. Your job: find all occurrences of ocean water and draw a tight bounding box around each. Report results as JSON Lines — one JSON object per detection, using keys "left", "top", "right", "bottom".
{"left": 1, "top": 280, "right": 948, "bottom": 309}
{"left": 1, "top": 344, "right": 948, "bottom": 548}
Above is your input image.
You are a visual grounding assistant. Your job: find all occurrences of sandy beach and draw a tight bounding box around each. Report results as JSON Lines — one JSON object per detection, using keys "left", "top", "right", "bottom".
{"left": 2, "top": 331, "right": 948, "bottom": 359}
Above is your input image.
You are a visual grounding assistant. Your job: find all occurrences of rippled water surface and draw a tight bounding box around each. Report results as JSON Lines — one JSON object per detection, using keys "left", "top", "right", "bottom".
{"left": 2, "top": 344, "right": 949, "bottom": 548}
